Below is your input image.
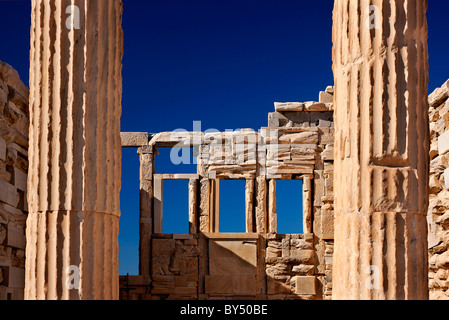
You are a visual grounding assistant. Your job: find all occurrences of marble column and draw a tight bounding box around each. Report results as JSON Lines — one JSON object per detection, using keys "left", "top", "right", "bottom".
{"left": 25, "top": 0, "right": 123, "bottom": 300}
{"left": 332, "top": 0, "right": 430, "bottom": 299}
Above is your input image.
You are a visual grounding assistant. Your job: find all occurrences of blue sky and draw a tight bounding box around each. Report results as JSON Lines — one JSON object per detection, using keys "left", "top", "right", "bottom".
{"left": 1, "top": 0, "right": 449, "bottom": 275}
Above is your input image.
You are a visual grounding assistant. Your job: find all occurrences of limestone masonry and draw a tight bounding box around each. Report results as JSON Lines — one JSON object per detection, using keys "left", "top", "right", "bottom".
{"left": 3, "top": 55, "right": 449, "bottom": 299}
{"left": 0, "top": 62, "right": 29, "bottom": 300}
{"left": 119, "top": 86, "right": 335, "bottom": 300}
{"left": 25, "top": 0, "right": 123, "bottom": 300}
{"left": 428, "top": 80, "right": 449, "bottom": 300}
{"left": 332, "top": 0, "right": 430, "bottom": 300}
{"left": 1, "top": 0, "right": 446, "bottom": 300}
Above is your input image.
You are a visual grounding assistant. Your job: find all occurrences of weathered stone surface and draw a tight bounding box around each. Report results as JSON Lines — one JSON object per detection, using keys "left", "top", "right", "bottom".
{"left": 255, "top": 176, "right": 267, "bottom": 234}
{"left": 303, "top": 177, "right": 313, "bottom": 234}
{"left": 150, "top": 131, "right": 203, "bottom": 147}
{"left": 6, "top": 224, "right": 25, "bottom": 250}
{"left": 0, "top": 225, "right": 6, "bottom": 244}
{"left": 0, "top": 138, "right": 6, "bottom": 162}
{"left": 205, "top": 275, "right": 256, "bottom": 295}
{"left": 289, "top": 249, "right": 314, "bottom": 263}
{"left": 320, "top": 204, "right": 334, "bottom": 240}
{"left": 106, "top": 1, "right": 449, "bottom": 300}
{"left": 279, "top": 132, "right": 319, "bottom": 145}
{"left": 13, "top": 168, "right": 26, "bottom": 192}
{"left": 443, "top": 168, "right": 449, "bottom": 190}
{"left": 209, "top": 240, "right": 257, "bottom": 276}
{"left": 121, "top": 132, "right": 149, "bottom": 147}
{"left": 429, "top": 80, "right": 449, "bottom": 108}
{"left": 139, "top": 153, "right": 154, "bottom": 181}
{"left": 304, "top": 101, "right": 327, "bottom": 112}
{"left": 26, "top": 0, "right": 123, "bottom": 300}
{"left": 0, "top": 62, "right": 29, "bottom": 103}
{"left": 319, "top": 91, "right": 333, "bottom": 104}
{"left": 322, "top": 144, "right": 334, "bottom": 161}
{"left": 152, "top": 239, "right": 176, "bottom": 257}
{"left": 294, "top": 276, "right": 316, "bottom": 295}
{"left": 431, "top": 156, "right": 446, "bottom": 175}
{"left": 6, "top": 267, "right": 25, "bottom": 288}
{"left": 292, "top": 265, "right": 314, "bottom": 275}
{"left": 266, "top": 246, "right": 281, "bottom": 258}
{"left": 438, "top": 131, "right": 449, "bottom": 156}
{"left": 172, "top": 256, "right": 198, "bottom": 276}
{"left": 269, "top": 276, "right": 292, "bottom": 295}
{"left": 333, "top": 0, "right": 429, "bottom": 300}
{"left": 429, "top": 86, "right": 449, "bottom": 299}
{"left": 274, "top": 102, "right": 304, "bottom": 112}
{"left": 268, "top": 180, "right": 276, "bottom": 234}
{"left": 430, "top": 175, "right": 442, "bottom": 194}
{"left": 0, "top": 180, "right": 18, "bottom": 207}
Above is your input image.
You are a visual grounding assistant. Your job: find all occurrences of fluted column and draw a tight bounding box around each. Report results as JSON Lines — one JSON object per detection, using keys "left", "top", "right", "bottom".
{"left": 332, "top": 0, "right": 429, "bottom": 299}
{"left": 25, "top": 0, "right": 123, "bottom": 300}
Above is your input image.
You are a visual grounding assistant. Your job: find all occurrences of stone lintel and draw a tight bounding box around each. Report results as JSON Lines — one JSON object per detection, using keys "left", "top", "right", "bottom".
{"left": 121, "top": 132, "right": 149, "bottom": 147}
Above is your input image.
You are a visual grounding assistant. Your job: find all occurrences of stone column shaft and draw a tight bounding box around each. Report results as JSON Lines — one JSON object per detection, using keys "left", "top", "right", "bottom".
{"left": 332, "top": 0, "right": 430, "bottom": 300}
{"left": 26, "top": 0, "right": 123, "bottom": 300}
{"left": 138, "top": 146, "right": 153, "bottom": 284}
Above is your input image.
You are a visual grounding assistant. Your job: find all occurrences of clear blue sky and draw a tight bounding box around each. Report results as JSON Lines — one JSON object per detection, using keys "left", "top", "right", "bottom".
{"left": 1, "top": 0, "right": 449, "bottom": 275}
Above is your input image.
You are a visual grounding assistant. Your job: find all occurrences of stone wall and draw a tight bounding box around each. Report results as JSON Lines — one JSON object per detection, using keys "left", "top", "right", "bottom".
{"left": 119, "top": 86, "right": 335, "bottom": 300}
{"left": 151, "top": 235, "right": 200, "bottom": 299}
{"left": 0, "top": 58, "right": 445, "bottom": 300}
{"left": 265, "top": 235, "right": 315, "bottom": 299}
{"left": 0, "top": 62, "right": 29, "bottom": 300}
{"left": 428, "top": 79, "right": 449, "bottom": 300}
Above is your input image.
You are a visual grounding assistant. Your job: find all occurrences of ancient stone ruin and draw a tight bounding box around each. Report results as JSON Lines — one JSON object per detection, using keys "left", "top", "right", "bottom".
{"left": 428, "top": 80, "right": 449, "bottom": 300}
{"left": 0, "top": 0, "right": 448, "bottom": 300}
{"left": 0, "top": 62, "right": 29, "bottom": 300}
{"left": 119, "top": 86, "right": 335, "bottom": 300}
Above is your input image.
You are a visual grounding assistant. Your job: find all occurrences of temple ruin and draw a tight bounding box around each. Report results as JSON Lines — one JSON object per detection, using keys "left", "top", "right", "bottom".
{"left": 119, "top": 87, "right": 335, "bottom": 300}
{"left": 1, "top": 0, "right": 449, "bottom": 300}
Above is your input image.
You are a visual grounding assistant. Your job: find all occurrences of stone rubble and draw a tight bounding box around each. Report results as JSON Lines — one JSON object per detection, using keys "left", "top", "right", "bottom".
{"left": 428, "top": 79, "right": 449, "bottom": 300}
{"left": 0, "top": 61, "right": 29, "bottom": 300}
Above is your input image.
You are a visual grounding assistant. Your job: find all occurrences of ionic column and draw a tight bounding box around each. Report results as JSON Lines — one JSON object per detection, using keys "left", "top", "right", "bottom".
{"left": 332, "top": 0, "right": 430, "bottom": 299}
{"left": 25, "top": 0, "right": 123, "bottom": 300}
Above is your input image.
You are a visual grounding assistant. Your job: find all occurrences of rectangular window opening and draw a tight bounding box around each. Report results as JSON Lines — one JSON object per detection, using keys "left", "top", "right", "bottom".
{"left": 218, "top": 179, "right": 246, "bottom": 233}
{"left": 162, "top": 180, "right": 190, "bottom": 234}
{"left": 276, "top": 180, "right": 303, "bottom": 234}
{"left": 119, "top": 148, "right": 141, "bottom": 276}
